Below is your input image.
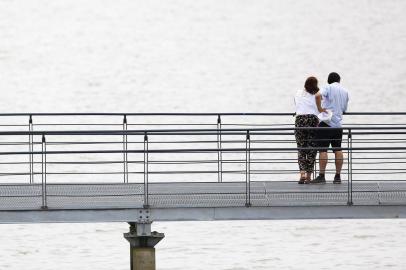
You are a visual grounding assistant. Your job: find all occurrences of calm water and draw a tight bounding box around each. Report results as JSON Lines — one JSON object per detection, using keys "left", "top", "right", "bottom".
{"left": 1, "top": 0, "right": 406, "bottom": 269}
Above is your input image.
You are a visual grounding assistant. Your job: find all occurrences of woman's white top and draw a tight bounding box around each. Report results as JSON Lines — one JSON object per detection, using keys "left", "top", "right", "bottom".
{"left": 294, "top": 89, "right": 318, "bottom": 116}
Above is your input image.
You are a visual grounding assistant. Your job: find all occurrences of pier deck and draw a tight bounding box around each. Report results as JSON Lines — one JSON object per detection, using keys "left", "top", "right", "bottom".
{"left": 1, "top": 181, "right": 406, "bottom": 223}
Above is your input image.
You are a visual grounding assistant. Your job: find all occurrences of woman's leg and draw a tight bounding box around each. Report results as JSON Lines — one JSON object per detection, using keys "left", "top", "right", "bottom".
{"left": 305, "top": 116, "right": 320, "bottom": 180}
{"left": 302, "top": 131, "right": 314, "bottom": 182}
{"left": 295, "top": 117, "right": 307, "bottom": 180}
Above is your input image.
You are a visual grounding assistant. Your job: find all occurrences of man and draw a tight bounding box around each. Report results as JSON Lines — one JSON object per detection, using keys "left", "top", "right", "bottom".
{"left": 311, "top": 72, "right": 349, "bottom": 184}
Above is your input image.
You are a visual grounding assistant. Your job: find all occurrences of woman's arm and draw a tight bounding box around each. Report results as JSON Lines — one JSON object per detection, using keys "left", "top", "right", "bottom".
{"left": 315, "top": 92, "right": 326, "bottom": 113}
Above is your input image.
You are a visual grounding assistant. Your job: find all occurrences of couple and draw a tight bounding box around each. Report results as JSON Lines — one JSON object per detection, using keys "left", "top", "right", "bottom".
{"left": 294, "top": 72, "right": 349, "bottom": 184}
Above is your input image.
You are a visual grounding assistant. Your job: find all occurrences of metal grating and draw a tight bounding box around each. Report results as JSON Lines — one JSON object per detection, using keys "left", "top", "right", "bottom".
{"left": 1, "top": 181, "right": 406, "bottom": 210}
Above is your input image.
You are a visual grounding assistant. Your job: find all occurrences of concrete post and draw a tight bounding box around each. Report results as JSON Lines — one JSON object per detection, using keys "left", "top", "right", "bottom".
{"left": 124, "top": 222, "right": 164, "bottom": 270}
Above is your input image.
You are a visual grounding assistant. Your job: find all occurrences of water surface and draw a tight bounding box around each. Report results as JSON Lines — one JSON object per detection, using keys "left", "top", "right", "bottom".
{"left": 1, "top": 0, "right": 406, "bottom": 269}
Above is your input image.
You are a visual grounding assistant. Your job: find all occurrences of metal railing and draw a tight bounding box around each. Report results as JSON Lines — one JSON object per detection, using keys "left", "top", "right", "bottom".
{"left": 0, "top": 112, "right": 406, "bottom": 209}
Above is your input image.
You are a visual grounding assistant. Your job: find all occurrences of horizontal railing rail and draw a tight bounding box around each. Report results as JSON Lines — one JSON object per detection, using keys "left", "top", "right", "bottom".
{"left": 2, "top": 126, "right": 406, "bottom": 136}
{"left": 1, "top": 112, "right": 406, "bottom": 116}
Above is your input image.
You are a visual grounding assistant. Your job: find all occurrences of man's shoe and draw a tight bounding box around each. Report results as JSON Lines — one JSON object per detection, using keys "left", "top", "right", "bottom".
{"left": 310, "top": 175, "right": 326, "bottom": 184}
{"left": 333, "top": 174, "right": 341, "bottom": 184}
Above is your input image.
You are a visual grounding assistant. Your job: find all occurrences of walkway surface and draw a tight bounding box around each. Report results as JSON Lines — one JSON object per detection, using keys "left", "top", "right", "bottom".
{"left": 1, "top": 181, "right": 406, "bottom": 223}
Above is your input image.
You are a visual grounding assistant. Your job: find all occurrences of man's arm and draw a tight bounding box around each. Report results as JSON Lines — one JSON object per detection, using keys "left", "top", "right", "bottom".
{"left": 321, "top": 85, "right": 329, "bottom": 99}
{"left": 343, "top": 92, "right": 349, "bottom": 112}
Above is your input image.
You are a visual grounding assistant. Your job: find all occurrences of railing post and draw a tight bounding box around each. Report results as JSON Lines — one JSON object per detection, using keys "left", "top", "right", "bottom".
{"left": 217, "top": 114, "right": 223, "bottom": 183}
{"left": 29, "top": 115, "right": 34, "bottom": 184}
{"left": 143, "top": 132, "right": 149, "bottom": 208}
{"left": 123, "top": 115, "right": 129, "bottom": 183}
{"left": 347, "top": 129, "right": 353, "bottom": 206}
{"left": 245, "top": 130, "right": 251, "bottom": 207}
{"left": 41, "top": 134, "right": 48, "bottom": 209}
{"left": 314, "top": 134, "right": 318, "bottom": 181}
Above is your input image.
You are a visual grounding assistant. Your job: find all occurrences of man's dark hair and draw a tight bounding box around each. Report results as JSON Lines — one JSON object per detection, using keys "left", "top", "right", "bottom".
{"left": 328, "top": 72, "right": 341, "bottom": 84}
{"left": 304, "top": 76, "right": 319, "bottom": 95}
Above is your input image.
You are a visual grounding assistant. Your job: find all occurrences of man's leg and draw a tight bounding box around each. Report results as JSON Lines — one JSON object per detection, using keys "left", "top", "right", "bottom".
{"left": 311, "top": 122, "right": 329, "bottom": 184}
{"left": 319, "top": 151, "right": 328, "bottom": 174}
{"left": 314, "top": 122, "right": 329, "bottom": 174}
{"left": 331, "top": 128, "right": 344, "bottom": 183}
{"left": 310, "top": 151, "right": 327, "bottom": 184}
{"left": 334, "top": 150, "right": 343, "bottom": 174}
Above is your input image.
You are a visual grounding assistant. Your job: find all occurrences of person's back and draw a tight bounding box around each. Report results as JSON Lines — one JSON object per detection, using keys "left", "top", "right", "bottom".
{"left": 321, "top": 82, "right": 349, "bottom": 127}
{"left": 311, "top": 72, "right": 349, "bottom": 185}
{"left": 294, "top": 89, "right": 319, "bottom": 116}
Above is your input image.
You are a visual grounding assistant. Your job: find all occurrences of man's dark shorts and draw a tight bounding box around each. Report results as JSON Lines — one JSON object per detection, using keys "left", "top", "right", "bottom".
{"left": 315, "top": 122, "right": 343, "bottom": 152}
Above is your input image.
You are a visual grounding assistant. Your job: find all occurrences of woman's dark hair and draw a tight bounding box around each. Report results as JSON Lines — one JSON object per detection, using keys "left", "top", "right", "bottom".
{"left": 327, "top": 72, "right": 341, "bottom": 84}
{"left": 304, "top": 77, "right": 319, "bottom": 95}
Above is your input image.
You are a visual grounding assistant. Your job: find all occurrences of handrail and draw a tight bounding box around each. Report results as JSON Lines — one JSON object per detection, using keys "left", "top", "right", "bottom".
{"left": 1, "top": 126, "right": 406, "bottom": 136}
{"left": 1, "top": 147, "right": 406, "bottom": 156}
{"left": 0, "top": 112, "right": 406, "bottom": 116}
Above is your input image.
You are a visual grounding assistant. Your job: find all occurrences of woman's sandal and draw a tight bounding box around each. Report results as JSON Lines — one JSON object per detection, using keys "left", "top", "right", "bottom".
{"left": 298, "top": 177, "right": 306, "bottom": 184}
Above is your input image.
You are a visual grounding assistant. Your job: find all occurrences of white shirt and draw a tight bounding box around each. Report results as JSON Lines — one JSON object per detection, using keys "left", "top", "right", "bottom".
{"left": 294, "top": 89, "right": 318, "bottom": 116}
{"left": 320, "top": 82, "right": 349, "bottom": 127}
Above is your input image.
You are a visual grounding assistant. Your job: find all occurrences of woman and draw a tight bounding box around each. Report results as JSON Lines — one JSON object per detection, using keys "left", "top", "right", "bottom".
{"left": 294, "top": 77, "right": 325, "bottom": 184}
